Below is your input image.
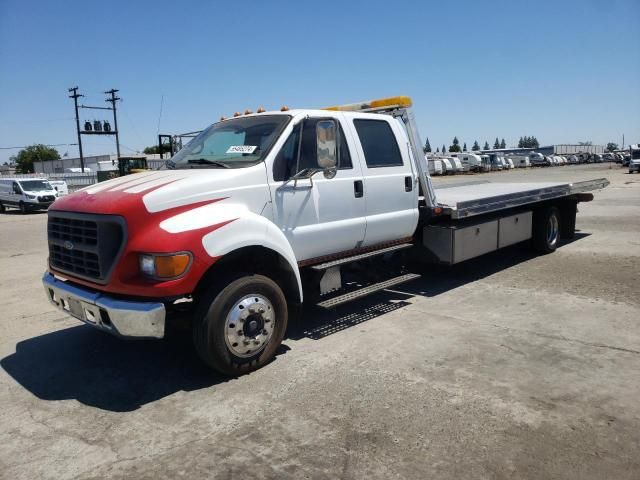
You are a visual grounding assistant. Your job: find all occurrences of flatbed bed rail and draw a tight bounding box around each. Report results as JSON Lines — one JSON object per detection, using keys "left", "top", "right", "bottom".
{"left": 435, "top": 178, "right": 610, "bottom": 219}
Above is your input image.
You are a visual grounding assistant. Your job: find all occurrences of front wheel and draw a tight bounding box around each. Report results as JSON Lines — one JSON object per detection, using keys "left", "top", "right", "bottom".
{"left": 193, "top": 274, "right": 288, "bottom": 376}
{"left": 532, "top": 206, "right": 561, "bottom": 254}
{"left": 0, "top": 202, "right": 5, "bottom": 213}
{"left": 19, "top": 202, "right": 27, "bottom": 214}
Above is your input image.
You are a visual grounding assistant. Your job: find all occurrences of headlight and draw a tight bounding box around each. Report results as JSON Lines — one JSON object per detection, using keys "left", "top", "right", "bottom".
{"left": 25, "top": 194, "right": 36, "bottom": 199}
{"left": 139, "top": 252, "right": 192, "bottom": 279}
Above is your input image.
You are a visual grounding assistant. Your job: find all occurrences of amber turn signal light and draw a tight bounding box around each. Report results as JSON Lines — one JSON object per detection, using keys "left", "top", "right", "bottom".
{"left": 139, "top": 253, "right": 192, "bottom": 279}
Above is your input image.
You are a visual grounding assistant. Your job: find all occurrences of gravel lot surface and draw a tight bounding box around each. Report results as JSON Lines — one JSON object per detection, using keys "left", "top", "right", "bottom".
{"left": 1, "top": 163, "right": 638, "bottom": 479}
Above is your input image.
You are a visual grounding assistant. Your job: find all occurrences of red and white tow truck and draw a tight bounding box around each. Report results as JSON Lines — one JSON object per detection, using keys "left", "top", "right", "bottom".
{"left": 43, "top": 96, "right": 608, "bottom": 375}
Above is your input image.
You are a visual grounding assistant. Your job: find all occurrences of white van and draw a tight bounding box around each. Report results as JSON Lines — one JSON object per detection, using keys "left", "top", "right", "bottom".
{"left": 48, "top": 180, "right": 69, "bottom": 196}
{"left": 0, "top": 178, "right": 58, "bottom": 213}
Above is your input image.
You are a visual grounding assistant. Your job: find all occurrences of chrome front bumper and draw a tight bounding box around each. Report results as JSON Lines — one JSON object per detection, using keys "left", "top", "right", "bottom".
{"left": 42, "top": 272, "right": 165, "bottom": 338}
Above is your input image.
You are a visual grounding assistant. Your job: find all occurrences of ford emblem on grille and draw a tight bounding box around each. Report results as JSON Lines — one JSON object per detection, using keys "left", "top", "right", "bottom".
{"left": 64, "top": 241, "right": 74, "bottom": 250}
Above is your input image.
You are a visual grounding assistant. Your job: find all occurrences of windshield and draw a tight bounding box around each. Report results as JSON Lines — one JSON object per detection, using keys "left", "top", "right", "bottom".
{"left": 19, "top": 180, "right": 52, "bottom": 191}
{"left": 632, "top": 150, "right": 640, "bottom": 160}
{"left": 169, "top": 115, "right": 290, "bottom": 169}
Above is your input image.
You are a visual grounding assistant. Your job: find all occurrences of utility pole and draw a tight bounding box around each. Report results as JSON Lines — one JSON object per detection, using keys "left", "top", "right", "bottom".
{"left": 104, "top": 89, "right": 121, "bottom": 163}
{"left": 68, "top": 86, "right": 85, "bottom": 172}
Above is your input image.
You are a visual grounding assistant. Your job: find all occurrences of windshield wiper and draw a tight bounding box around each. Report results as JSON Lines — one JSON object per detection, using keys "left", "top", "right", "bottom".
{"left": 187, "top": 158, "right": 231, "bottom": 168}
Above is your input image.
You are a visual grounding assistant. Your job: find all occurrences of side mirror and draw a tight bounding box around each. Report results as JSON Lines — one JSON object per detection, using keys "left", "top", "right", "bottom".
{"left": 316, "top": 119, "right": 337, "bottom": 179}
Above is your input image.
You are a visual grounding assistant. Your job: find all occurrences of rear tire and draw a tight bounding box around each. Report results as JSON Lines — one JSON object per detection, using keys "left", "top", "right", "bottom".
{"left": 193, "top": 274, "right": 288, "bottom": 376}
{"left": 0, "top": 202, "right": 5, "bottom": 213}
{"left": 532, "top": 206, "right": 561, "bottom": 254}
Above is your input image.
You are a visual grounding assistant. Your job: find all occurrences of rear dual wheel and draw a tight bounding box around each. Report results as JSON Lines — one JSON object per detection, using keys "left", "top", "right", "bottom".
{"left": 532, "top": 206, "right": 560, "bottom": 254}
{"left": 193, "top": 274, "right": 288, "bottom": 376}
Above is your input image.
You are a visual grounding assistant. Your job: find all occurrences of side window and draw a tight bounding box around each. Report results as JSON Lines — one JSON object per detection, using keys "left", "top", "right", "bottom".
{"left": 353, "top": 119, "right": 403, "bottom": 168}
{"left": 273, "top": 124, "right": 300, "bottom": 182}
{"left": 13, "top": 182, "right": 21, "bottom": 194}
{"left": 273, "top": 119, "right": 352, "bottom": 181}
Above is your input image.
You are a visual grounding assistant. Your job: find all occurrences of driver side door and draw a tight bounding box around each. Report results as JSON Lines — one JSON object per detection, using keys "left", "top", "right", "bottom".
{"left": 267, "top": 114, "right": 366, "bottom": 263}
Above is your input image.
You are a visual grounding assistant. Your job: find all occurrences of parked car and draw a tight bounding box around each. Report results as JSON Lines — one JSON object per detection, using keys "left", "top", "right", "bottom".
{"left": 0, "top": 178, "right": 58, "bottom": 213}
{"left": 629, "top": 144, "right": 640, "bottom": 173}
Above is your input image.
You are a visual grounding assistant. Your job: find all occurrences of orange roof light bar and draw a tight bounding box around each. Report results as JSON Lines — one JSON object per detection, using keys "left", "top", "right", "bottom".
{"left": 323, "top": 95, "right": 413, "bottom": 112}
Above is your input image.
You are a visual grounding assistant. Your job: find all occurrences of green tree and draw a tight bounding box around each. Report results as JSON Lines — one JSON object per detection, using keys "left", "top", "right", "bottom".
{"left": 500, "top": 138, "right": 506, "bottom": 149}
{"left": 471, "top": 140, "right": 480, "bottom": 151}
{"left": 442, "top": 144, "right": 446, "bottom": 154}
{"left": 14, "top": 144, "right": 60, "bottom": 173}
{"left": 463, "top": 142, "right": 467, "bottom": 151}
{"left": 531, "top": 136, "right": 539, "bottom": 148}
{"left": 449, "top": 136, "right": 461, "bottom": 152}
{"left": 518, "top": 137, "right": 524, "bottom": 148}
{"left": 493, "top": 137, "right": 500, "bottom": 149}
{"left": 143, "top": 144, "right": 172, "bottom": 155}
{"left": 483, "top": 141, "right": 489, "bottom": 150}
{"left": 606, "top": 142, "right": 619, "bottom": 152}
{"left": 436, "top": 147, "right": 440, "bottom": 153}
{"left": 423, "top": 137, "right": 432, "bottom": 153}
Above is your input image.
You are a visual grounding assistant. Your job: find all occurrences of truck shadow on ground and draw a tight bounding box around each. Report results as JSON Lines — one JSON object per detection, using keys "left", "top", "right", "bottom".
{"left": 289, "top": 233, "right": 590, "bottom": 341}
{"left": 1, "top": 234, "right": 588, "bottom": 412}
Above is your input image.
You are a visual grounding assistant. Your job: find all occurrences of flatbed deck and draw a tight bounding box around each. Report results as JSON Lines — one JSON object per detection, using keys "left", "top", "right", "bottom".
{"left": 433, "top": 178, "right": 609, "bottom": 219}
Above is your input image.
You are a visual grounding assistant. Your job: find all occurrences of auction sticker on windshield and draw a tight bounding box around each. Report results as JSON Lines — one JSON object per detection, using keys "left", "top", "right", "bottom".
{"left": 226, "top": 145, "right": 257, "bottom": 154}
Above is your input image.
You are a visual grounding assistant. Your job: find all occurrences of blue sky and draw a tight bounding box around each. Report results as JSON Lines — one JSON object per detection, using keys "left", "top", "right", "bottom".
{"left": 1, "top": 0, "right": 639, "bottom": 162}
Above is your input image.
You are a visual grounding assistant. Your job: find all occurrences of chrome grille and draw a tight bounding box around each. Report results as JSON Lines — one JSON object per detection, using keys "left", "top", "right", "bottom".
{"left": 47, "top": 212, "right": 125, "bottom": 284}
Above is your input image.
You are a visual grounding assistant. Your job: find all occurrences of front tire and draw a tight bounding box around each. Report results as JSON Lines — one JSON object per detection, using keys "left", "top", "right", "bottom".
{"left": 19, "top": 202, "right": 27, "bottom": 214}
{"left": 0, "top": 202, "right": 5, "bottom": 213}
{"left": 193, "top": 274, "right": 288, "bottom": 376}
{"left": 532, "top": 206, "right": 561, "bottom": 254}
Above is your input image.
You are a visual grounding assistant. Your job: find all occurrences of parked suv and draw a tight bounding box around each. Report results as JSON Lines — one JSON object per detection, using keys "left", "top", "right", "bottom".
{"left": 0, "top": 178, "right": 58, "bottom": 213}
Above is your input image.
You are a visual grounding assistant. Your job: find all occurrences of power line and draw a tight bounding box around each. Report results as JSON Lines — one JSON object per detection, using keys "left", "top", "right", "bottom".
{"left": 0, "top": 143, "right": 78, "bottom": 150}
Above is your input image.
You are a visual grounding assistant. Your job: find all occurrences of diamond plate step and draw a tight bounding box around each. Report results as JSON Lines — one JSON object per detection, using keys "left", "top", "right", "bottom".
{"left": 310, "top": 243, "right": 413, "bottom": 271}
{"left": 316, "top": 273, "right": 421, "bottom": 309}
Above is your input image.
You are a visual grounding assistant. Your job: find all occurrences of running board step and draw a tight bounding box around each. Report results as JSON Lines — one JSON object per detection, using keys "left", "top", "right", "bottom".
{"left": 311, "top": 243, "right": 413, "bottom": 271}
{"left": 316, "top": 273, "right": 421, "bottom": 309}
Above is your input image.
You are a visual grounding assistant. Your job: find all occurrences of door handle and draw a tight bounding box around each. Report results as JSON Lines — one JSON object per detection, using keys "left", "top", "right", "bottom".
{"left": 354, "top": 180, "right": 363, "bottom": 198}
{"left": 405, "top": 175, "right": 413, "bottom": 192}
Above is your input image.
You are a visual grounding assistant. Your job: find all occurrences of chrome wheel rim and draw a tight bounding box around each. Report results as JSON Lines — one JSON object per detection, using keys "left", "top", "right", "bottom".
{"left": 224, "top": 294, "right": 275, "bottom": 358}
{"left": 547, "top": 215, "right": 559, "bottom": 247}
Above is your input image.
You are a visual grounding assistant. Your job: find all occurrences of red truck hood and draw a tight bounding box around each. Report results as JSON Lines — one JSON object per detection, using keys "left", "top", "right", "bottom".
{"left": 51, "top": 169, "right": 252, "bottom": 215}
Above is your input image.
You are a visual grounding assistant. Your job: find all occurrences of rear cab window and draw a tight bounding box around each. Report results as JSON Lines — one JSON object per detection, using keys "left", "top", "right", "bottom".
{"left": 353, "top": 119, "right": 404, "bottom": 168}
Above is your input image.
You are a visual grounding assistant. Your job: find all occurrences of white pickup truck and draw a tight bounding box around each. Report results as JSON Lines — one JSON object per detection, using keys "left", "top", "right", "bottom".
{"left": 42, "top": 96, "right": 608, "bottom": 375}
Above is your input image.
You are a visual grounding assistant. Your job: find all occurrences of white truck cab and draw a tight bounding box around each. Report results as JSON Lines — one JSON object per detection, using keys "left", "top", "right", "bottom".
{"left": 42, "top": 95, "right": 609, "bottom": 375}
{"left": 0, "top": 178, "right": 58, "bottom": 214}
